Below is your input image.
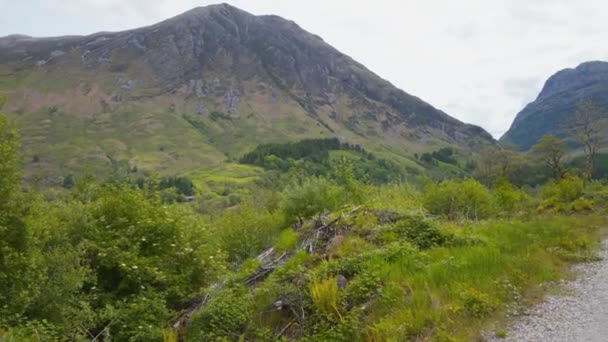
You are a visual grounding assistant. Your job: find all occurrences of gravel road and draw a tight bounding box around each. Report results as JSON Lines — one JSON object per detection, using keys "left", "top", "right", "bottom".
{"left": 490, "top": 240, "right": 608, "bottom": 342}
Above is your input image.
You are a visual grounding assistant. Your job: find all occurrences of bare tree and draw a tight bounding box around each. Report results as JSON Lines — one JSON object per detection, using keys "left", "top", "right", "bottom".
{"left": 568, "top": 100, "right": 607, "bottom": 178}
{"left": 531, "top": 135, "right": 568, "bottom": 179}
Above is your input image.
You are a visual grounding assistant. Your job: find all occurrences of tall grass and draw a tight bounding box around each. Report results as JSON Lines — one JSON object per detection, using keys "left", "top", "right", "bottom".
{"left": 364, "top": 215, "right": 603, "bottom": 340}
{"left": 309, "top": 277, "right": 342, "bottom": 321}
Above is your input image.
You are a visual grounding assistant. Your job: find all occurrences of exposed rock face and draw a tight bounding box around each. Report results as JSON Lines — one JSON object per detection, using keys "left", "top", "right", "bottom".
{"left": 501, "top": 61, "right": 608, "bottom": 150}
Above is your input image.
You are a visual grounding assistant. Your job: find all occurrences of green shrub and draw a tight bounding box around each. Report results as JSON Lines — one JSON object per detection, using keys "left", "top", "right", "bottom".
{"left": 424, "top": 179, "right": 495, "bottom": 220}
{"left": 343, "top": 270, "right": 382, "bottom": 305}
{"left": 274, "top": 228, "right": 299, "bottom": 253}
{"left": 571, "top": 198, "right": 594, "bottom": 211}
{"left": 235, "top": 258, "right": 261, "bottom": 280}
{"left": 216, "top": 204, "right": 285, "bottom": 263}
{"left": 112, "top": 292, "right": 171, "bottom": 341}
{"left": 334, "top": 236, "right": 373, "bottom": 257}
{"left": 540, "top": 176, "right": 585, "bottom": 210}
{"left": 493, "top": 178, "right": 531, "bottom": 214}
{"left": 301, "top": 309, "right": 363, "bottom": 342}
{"left": 281, "top": 177, "right": 344, "bottom": 219}
{"left": 363, "top": 183, "right": 421, "bottom": 212}
{"left": 375, "top": 215, "right": 449, "bottom": 249}
{"left": 186, "top": 287, "right": 249, "bottom": 340}
{"left": 460, "top": 287, "right": 496, "bottom": 318}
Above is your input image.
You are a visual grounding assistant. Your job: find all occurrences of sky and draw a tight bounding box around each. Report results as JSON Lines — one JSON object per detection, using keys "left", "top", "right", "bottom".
{"left": 1, "top": 0, "right": 607, "bottom": 138}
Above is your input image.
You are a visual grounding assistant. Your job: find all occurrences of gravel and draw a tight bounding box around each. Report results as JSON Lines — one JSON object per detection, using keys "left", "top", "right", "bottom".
{"left": 490, "top": 240, "right": 608, "bottom": 342}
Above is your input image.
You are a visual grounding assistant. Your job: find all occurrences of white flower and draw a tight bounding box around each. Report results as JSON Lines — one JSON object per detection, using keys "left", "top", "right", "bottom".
{"left": 121, "top": 263, "right": 126, "bottom": 267}
{"left": 132, "top": 265, "right": 138, "bottom": 269}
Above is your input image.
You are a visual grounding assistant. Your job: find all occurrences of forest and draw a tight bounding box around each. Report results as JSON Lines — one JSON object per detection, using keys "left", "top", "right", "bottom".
{"left": 1, "top": 107, "right": 608, "bottom": 341}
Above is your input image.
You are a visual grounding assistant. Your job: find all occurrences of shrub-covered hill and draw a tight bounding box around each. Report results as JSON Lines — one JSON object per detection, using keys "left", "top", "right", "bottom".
{"left": 181, "top": 207, "right": 603, "bottom": 341}
{"left": 4, "top": 164, "right": 605, "bottom": 341}
{"left": 2, "top": 113, "right": 608, "bottom": 341}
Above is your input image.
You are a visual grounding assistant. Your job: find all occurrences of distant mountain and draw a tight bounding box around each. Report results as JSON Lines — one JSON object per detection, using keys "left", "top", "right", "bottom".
{"left": 0, "top": 3, "right": 493, "bottom": 182}
{"left": 501, "top": 61, "right": 608, "bottom": 150}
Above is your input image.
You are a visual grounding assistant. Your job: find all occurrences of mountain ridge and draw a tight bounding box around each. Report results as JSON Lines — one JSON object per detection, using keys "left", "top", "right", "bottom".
{"left": 501, "top": 61, "right": 608, "bottom": 150}
{"left": 0, "top": 3, "right": 494, "bottom": 182}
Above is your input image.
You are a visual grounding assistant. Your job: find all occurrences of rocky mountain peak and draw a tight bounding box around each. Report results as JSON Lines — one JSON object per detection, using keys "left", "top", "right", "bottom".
{"left": 537, "top": 61, "right": 608, "bottom": 101}
{"left": 501, "top": 60, "right": 608, "bottom": 150}
{"left": 0, "top": 4, "right": 494, "bottom": 178}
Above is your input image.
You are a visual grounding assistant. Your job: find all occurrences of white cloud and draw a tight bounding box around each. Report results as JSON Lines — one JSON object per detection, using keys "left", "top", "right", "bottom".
{"left": 1, "top": 0, "right": 607, "bottom": 138}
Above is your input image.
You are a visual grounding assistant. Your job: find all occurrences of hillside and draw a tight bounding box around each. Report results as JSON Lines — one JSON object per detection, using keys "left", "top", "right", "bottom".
{"left": 501, "top": 61, "right": 608, "bottom": 150}
{"left": 2, "top": 108, "right": 606, "bottom": 340}
{"left": 0, "top": 3, "right": 493, "bottom": 183}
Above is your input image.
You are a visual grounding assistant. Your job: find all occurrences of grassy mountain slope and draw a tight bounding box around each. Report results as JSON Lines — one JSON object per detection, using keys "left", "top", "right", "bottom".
{"left": 0, "top": 4, "right": 493, "bottom": 183}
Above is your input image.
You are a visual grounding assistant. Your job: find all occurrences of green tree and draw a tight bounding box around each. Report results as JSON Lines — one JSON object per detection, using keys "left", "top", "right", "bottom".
{"left": 475, "top": 146, "right": 529, "bottom": 187}
{"left": 281, "top": 177, "right": 343, "bottom": 220}
{"left": 0, "top": 115, "right": 37, "bottom": 322}
{"left": 568, "top": 100, "right": 606, "bottom": 178}
{"left": 0, "top": 115, "right": 19, "bottom": 210}
{"left": 531, "top": 135, "right": 568, "bottom": 179}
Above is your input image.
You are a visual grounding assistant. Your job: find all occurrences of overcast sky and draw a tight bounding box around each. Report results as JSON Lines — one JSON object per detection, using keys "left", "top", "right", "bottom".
{"left": 1, "top": 0, "right": 607, "bottom": 137}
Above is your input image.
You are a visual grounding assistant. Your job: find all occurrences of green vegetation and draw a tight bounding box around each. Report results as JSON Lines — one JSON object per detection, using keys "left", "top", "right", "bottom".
{"left": 240, "top": 138, "right": 404, "bottom": 184}
{"left": 1, "top": 112, "right": 608, "bottom": 341}
{"left": 532, "top": 135, "right": 568, "bottom": 179}
{"left": 419, "top": 147, "right": 458, "bottom": 165}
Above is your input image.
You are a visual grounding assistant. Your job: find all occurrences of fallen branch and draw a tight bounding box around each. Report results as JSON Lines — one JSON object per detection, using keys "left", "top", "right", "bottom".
{"left": 277, "top": 319, "right": 296, "bottom": 337}
{"left": 316, "top": 215, "right": 342, "bottom": 233}
{"left": 256, "top": 247, "right": 275, "bottom": 262}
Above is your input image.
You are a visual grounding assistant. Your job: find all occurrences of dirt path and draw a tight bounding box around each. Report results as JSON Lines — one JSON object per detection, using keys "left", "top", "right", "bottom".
{"left": 491, "top": 240, "right": 608, "bottom": 342}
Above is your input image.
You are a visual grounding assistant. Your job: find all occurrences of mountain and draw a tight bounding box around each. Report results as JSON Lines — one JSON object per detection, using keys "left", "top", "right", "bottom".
{"left": 501, "top": 61, "right": 608, "bottom": 150}
{"left": 0, "top": 3, "right": 493, "bottom": 182}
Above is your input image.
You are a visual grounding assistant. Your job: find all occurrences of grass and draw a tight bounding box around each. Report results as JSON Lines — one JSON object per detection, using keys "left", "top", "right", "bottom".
{"left": 310, "top": 277, "right": 342, "bottom": 321}
{"left": 186, "top": 163, "right": 263, "bottom": 194}
{"left": 12, "top": 104, "right": 227, "bottom": 181}
{"left": 209, "top": 210, "right": 604, "bottom": 341}
{"left": 362, "top": 215, "right": 604, "bottom": 340}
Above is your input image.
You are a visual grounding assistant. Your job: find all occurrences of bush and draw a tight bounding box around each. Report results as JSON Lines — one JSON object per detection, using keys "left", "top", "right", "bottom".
{"left": 334, "top": 236, "right": 373, "bottom": 257}
{"left": 540, "top": 176, "right": 585, "bottom": 211}
{"left": 112, "top": 292, "right": 171, "bottom": 341}
{"left": 216, "top": 204, "right": 285, "bottom": 263}
{"left": 274, "top": 228, "right": 299, "bottom": 253}
{"left": 460, "top": 287, "right": 496, "bottom": 318}
{"left": 281, "top": 177, "right": 344, "bottom": 219}
{"left": 423, "top": 179, "right": 495, "bottom": 220}
{"left": 375, "top": 215, "right": 449, "bottom": 249}
{"left": 187, "top": 287, "right": 250, "bottom": 340}
{"left": 493, "top": 178, "right": 531, "bottom": 214}
{"left": 571, "top": 198, "right": 594, "bottom": 211}
{"left": 343, "top": 270, "right": 382, "bottom": 305}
